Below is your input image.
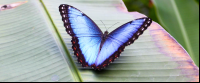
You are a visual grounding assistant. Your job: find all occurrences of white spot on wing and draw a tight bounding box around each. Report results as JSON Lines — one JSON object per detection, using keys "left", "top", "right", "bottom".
{"left": 145, "top": 24, "right": 147, "bottom": 27}
{"left": 141, "top": 28, "right": 144, "bottom": 31}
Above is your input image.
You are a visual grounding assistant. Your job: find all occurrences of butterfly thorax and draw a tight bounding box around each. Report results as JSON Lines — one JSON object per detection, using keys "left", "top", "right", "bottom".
{"left": 99, "top": 31, "right": 109, "bottom": 51}
{"left": 103, "top": 31, "right": 109, "bottom": 39}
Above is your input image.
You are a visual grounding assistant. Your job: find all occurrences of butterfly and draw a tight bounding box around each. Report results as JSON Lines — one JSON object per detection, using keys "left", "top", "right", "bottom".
{"left": 59, "top": 4, "right": 152, "bottom": 70}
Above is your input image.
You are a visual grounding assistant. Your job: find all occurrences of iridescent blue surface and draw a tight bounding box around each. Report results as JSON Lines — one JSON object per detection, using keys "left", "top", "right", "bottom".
{"left": 67, "top": 6, "right": 146, "bottom": 66}
{"left": 95, "top": 19, "right": 145, "bottom": 66}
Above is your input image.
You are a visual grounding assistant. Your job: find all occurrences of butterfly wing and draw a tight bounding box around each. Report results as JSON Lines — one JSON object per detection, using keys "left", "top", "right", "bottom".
{"left": 95, "top": 17, "right": 152, "bottom": 69}
{"left": 59, "top": 4, "right": 103, "bottom": 66}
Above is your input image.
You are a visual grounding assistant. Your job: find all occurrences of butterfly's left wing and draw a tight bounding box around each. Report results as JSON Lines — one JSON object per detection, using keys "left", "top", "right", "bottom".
{"left": 59, "top": 4, "right": 103, "bottom": 67}
{"left": 95, "top": 17, "right": 152, "bottom": 69}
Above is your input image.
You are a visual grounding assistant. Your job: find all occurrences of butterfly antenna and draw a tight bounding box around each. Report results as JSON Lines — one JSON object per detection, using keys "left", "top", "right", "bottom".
{"left": 107, "top": 22, "right": 120, "bottom": 30}
{"left": 100, "top": 20, "right": 108, "bottom": 31}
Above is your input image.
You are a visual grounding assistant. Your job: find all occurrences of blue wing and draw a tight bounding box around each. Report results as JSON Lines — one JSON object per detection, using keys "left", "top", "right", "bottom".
{"left": 59, "top": 4, "right": 152, "bottom": 70}
{"left": 95, "top": 18, "right": 152, "bottom": 68}
{"left": 59, "top": 4, "right": 103, "bottom": 66}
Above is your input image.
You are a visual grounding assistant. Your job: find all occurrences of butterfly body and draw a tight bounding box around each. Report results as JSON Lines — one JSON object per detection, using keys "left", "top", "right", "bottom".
{"left": 59, "top": 4, "right": 152, "bottom": 70}
{"left": 100, "top": 31, "right": 109, "bottom": 50}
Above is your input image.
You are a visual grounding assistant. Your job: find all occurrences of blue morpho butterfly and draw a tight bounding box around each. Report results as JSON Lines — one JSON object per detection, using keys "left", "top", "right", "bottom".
{"left": 59, "top": 4, "right": 152, "bottom": 70}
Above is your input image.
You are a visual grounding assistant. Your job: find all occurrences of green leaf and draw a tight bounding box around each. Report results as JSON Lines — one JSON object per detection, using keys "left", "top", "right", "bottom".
{"left": 153, "top": 0, "right": 199, "bottom": 67}
{"left": 0, "top": 0, "right": 79, "bottom": 82}
{"left": 42, "top": 0, "right": 198, "bottom": 82}
{"left": 0, "top": 0, "right": 198, "bottom": 82}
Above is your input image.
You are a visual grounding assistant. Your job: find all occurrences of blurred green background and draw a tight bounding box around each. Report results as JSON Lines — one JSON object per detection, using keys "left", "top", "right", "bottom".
{"left": 123, "top": 0, "right": 160, "bottom": 23}
{"left": 123, "top": 0, "right": 199, "bottom": 67}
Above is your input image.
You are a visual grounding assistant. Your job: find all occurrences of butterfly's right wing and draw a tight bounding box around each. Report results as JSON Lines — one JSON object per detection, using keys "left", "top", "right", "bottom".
{"left": 59, "top": 4, "right": 103, "bottom": 66}
{"left": 95, "top": 17, "right": 152, "bottom": 69}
